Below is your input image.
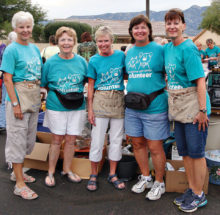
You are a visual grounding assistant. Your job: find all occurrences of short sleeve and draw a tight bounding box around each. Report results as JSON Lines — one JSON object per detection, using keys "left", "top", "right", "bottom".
{"left": 41, "top": 62, "right": 49, "bottom": 87}
{"left": 183, "top": 45, "right": 205, "bottom": 81}
{"left": 87, "top": 61, "right": 97, "bottom": 80}
{"left": 0, "top": 47, "right": 16, "bottom": 75}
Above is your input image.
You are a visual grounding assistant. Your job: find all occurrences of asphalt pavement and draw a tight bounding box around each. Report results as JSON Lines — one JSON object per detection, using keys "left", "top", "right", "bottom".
{"left": 0, "top": 132, "right": 220, "bottom": 215}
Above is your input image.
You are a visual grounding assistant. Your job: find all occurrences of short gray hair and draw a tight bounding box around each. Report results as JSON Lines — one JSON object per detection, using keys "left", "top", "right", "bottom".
{"left": 11, "top": 11, "right": 34, "bottom": 29}
{"left": 8, "top": 31, "right": 17, "bottom": 43}
{"left": 95, "top": 26, "right": 114, "bottom": 42}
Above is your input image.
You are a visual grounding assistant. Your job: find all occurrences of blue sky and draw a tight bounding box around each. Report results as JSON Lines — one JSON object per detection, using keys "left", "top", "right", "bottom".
{"left": 31, "top": 0, "right": 211, "bottom": 19}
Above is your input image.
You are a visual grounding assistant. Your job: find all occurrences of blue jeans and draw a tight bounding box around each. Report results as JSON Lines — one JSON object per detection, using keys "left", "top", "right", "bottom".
{"left": 0, "top": 82, "right": 6, "bottom": 127}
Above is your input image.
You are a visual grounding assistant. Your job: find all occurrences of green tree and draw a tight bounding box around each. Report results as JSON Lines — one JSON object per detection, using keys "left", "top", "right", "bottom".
{"left": 44, "top": 22, "right": 92, "bottom": 43}
{"left": 200, "top": 0, "right": 220, "bottom": 35}
{"left": 0, "top": 0, "right": 46, "bottom": 39}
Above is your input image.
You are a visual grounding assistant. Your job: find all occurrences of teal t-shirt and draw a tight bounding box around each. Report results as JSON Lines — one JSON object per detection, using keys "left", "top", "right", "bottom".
{"left": 0, "top": 42, "right": 42, "bottom": 101}
{"left": 41, "top": 53, "right": 87, "bottom": 111}
{"left": 205, "top": 46, "right": 220, "bottom": 66}
{"left": 87, "top": 50, "right": 125, "bottom": 91}
{"left": 125, "top": 41, "right": 168, "bottom": 114}
{"left": 164, "top": 39, "right": 211, "bottom": 114}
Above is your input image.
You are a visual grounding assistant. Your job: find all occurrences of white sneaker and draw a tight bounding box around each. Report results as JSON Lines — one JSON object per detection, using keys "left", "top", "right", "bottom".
{"left": 146, "top": 181, "right": 165, "bottom": 200}
{"left": 131, "top": 175, "right": 153, "bottom": 193}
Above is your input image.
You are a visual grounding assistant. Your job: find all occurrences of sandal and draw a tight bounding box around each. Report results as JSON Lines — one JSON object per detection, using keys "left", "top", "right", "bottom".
{"left": 10, "top": 172, "right": 36, "bottom": 183}
{"left": 45, "top": 173, "right": 56, "bottom": 187}
{"left": 86, "top": 174, "right": 98, "bottom": 192}
{"left": 108, "top": 174, "right": 125, "bottom": 190}
{"left": 61, "top": 171, "right": 82, "bottom": 183}
{"left": 14, "top": 185, "right": 38, "bottom": 200}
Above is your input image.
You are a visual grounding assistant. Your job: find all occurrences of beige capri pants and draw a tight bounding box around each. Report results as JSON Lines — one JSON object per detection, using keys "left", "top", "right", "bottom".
{"left": 5, "top": 101, "right": 38, "bottom": 163}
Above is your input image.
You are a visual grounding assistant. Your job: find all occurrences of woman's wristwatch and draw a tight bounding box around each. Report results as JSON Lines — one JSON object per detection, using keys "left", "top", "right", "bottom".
{"left": 200, "top": 109, "right": 207, "bottom": 113}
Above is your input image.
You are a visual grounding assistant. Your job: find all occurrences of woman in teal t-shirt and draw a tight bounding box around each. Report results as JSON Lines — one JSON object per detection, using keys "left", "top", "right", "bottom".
{"left": 205, "top": 38, "right": 220, "bottom": 69}
{"left": 41, "top": 27, "right": 87, "bottom": 188}
{"left": 87, "top": 26, "right": 125, "bottom": 191}
{"left": 164, "top": 9, "right": 210, "bottom": 213}
{"left": 125, "top": 15, "right": 170, "bottom": 201}
{"left": 1, "top": 11, "right": 41, "bottom": 200}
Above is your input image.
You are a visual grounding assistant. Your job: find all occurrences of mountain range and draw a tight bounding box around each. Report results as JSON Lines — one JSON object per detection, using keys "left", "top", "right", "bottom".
{"left": 68, "top": 5, "right": 207, "bottom": 36}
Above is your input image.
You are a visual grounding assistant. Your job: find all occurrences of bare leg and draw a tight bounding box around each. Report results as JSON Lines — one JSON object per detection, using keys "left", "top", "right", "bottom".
{"left": 147, "top": 139, "right": 165, "bottom": 182}
{"left": 48, "top": 133, "right": 63, "bottom": 174}
{"left": 192, "top": 157, "right": 207, "bottom": 195}
{"left": 131, "top": 136, "right": 150, "bottom": 176}
{"left": 45, "top": 134, "right": 63, "bottom": 186}
{"left": 183, "top": 156, "right": 194, "bottom": 189}
{"left": 63, "top": 135, "right": 76, "bottom": 173}
{"left": 13, "top": 163, "right": 25, "bottom": 188}
{"left": 63, "top": 135, "right": 81, "bottom": 181}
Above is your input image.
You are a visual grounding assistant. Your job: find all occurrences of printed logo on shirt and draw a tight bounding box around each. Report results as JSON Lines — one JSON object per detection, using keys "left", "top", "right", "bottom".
{"left": 127, "top": 52, "right": 153, "bottom": 79}
{"left": 25, "top": 56, "right": 41, "bottom": 80}
{"left": 57, "top": 73, "right": 82, "bottom": 93}
{"left": 96, "top": 66, "right": 123, "bottom": 90}
{"left": 166, "top": 63, "right": 183, "bottom": 90}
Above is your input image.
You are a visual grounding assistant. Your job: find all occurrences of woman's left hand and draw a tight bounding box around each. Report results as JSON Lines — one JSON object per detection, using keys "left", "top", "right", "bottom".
{"left": 193, "top": 112, "right": 209, "bottom": 131}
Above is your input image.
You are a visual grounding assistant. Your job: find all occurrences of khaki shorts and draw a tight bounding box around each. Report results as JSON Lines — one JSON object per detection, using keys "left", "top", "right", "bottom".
{"left": 5, "top": 101, "right": 38, "bottom": 163}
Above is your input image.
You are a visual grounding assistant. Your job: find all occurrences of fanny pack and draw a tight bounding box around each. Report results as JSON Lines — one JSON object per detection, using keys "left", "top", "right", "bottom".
{"left": 125, "top": 89, "right": 164, "bottom": 110}
{"left": 14, "top": 80, "right": 41, "bottom": 113}
{"left": 55, "top": 90, "right": 84, "bottom": 109}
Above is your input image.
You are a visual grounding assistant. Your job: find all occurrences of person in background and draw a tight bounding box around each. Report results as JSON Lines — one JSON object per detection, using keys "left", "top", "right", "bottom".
{"left": 205, "top": 38, "right": 220, "bottom": 69}
{"left": 0, "top": 11, "right": 42, "bottom": 200}
{"left": 77, "top": 32, "right": 97, "bottom": 62}
{"left": 164, "top": 8, "right": 210, "bottom": 213}
{"left": 41, "top": 35, "right": 60, "bottom": 63}
{"left": 0, "top": 32, "right": 17, "bottom": 133}
{"left": 41, "top": 26, "right": 87, "bottom": 187}
{"left": 195, "top": 41, "right": 206, "bottom": 62}
{"left": 87, "top": 26, "right": 125, "bottom": 192}
{"left": 125, "top": 15, "right": 169, "bottom": 200}
{"left": 195, "top": 40, "right": 209, "bottom": 76}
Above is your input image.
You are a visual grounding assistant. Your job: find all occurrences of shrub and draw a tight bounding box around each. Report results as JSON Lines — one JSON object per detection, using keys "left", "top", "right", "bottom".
{"left": 44, "top": 21, "right": 92, "bottom": 42}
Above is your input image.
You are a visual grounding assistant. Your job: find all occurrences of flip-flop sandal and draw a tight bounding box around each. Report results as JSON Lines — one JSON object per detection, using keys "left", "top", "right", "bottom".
{"left": 10, "top": 173, "right": 36, "bottom": 183}
{"left": 45, "top": 173, "right": 56, "bottom": 187}
{"left": 14, "top": 185, "right": 38, "bottom": 200}
{"left": 108, "top": 174, "right": 125, "bottom": 190}
{"left": 61, "top": 171, "right": 82, "bottom": 183}
{"left": 86, "top": 174, "right": 98, "bottom": 192}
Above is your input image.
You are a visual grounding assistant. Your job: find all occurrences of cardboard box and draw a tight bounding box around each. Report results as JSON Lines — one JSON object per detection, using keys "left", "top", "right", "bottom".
{"left": 165, "top": 160, "right": 209, "bottom": 194}
{"left": 24, "top": 132, "right": 52, "bottom": 171}
{"left": 24, "top": 132, "right": 107, "bottom": 179}
{"left": 171, "top": 145, "right": 182, "bottom": 160}
{"left": 71, "top": 146, "right": 106, "bottom": 179}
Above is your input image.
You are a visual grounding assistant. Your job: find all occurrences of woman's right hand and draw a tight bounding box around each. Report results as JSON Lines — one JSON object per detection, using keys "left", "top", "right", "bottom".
{"left": 88, "top": 109, "right": 96, "bottom": 126}
{"left": 13, "top": 105, "right": 23, "bottom": 120}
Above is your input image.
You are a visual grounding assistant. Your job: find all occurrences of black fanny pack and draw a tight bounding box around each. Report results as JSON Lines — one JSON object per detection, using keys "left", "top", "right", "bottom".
{"left": 55, "top": 90, "right": 84, "bottom": 109}
{"left": 125, "top": 89, "right": 164, "bottom": 110}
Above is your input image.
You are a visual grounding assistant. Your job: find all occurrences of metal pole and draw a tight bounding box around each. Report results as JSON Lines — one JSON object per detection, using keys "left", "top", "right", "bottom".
{"left": 146, "top": 0, "right": 150, "bottom": 19}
